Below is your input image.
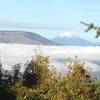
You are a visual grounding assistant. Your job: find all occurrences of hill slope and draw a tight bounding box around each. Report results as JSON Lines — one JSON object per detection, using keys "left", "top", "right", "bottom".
{"left": 0, "top": 31, "right": 56, "bottom": 45}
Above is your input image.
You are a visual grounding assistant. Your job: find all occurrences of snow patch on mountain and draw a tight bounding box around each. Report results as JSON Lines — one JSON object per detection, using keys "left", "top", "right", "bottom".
{"left": 59, "top": 32, "right": 73, "bottom": 38}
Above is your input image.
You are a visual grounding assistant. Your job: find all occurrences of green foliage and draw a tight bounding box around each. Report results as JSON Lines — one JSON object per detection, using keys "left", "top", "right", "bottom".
{"left": 0, "top": 51, "right": 100, "bottom": 100}
{"left": 81, "top": 21, "right": 100, "bottom": 38}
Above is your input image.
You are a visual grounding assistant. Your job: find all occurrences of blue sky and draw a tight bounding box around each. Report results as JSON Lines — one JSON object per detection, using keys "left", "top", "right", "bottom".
{"left": 0, "top": 0, "right": 100, "bottom": 42}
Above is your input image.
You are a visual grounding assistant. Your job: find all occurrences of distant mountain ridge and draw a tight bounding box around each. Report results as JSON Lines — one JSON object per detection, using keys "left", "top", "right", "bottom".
{"left": 52, "top": 32, "right": 96, "bottom": 46}
{"left": 0, "top": 31, "right": 56, "bottom": 45}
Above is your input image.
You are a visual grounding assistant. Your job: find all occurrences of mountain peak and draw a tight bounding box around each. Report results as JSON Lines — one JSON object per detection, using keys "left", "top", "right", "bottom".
{"left": 52, "top": 32, "right": 95, "bottom": 46}
{"left": 59, "top": 32, "right": 73, "bottom": 38}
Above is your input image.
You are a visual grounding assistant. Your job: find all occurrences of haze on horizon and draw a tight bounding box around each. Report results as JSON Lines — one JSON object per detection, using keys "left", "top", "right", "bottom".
{"left": 0, "top": 0, "right": 100, "bottom": 43}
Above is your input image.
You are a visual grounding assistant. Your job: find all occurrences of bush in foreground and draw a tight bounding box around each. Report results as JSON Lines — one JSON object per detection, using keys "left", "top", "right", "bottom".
{"left": 0, "top": 53, "right": 100, "bottom": 100}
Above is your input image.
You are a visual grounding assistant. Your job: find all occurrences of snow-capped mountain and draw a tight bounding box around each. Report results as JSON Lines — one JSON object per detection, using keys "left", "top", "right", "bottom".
{"left": 52, "top": 32, "right": 95, "bottom": 46}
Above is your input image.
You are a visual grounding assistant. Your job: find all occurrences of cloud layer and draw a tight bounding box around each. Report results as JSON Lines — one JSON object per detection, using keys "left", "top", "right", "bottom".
{"left": 0, "top": 43, "right": 100, "bottom": 78}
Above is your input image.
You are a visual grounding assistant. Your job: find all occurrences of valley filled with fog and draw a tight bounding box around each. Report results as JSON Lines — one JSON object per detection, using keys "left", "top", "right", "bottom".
{"left": 0, "top": 43, "right": 100, "bottom": 78}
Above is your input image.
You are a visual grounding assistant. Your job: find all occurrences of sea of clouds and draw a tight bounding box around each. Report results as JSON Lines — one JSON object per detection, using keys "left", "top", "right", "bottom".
{"left": 0, "top": 43, "right": 100, "bottom": 78}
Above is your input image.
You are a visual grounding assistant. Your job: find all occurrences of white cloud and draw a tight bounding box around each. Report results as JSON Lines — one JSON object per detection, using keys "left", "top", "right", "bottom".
{"left": 0, "top": 43, "right": 100, "bottom": 78}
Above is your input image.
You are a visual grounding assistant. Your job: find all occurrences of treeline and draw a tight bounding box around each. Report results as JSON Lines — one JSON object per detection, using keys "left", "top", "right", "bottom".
{"left": 0, "top": 53, "right": 100, "bottom": 100}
